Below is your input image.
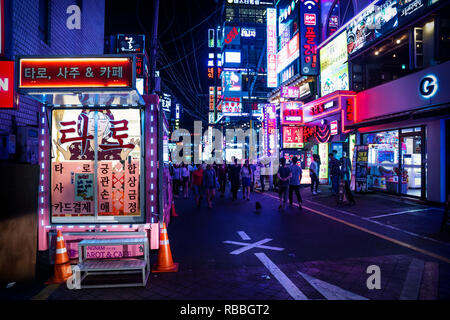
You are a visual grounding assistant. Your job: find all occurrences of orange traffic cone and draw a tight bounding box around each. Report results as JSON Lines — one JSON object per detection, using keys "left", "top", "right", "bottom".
{"left": 46, "top": 230, "right": 72, "bottom": 284}
{"left": 152, "top": 223, "right": 179, "bottom": 273}
{"left": 171, "top": 201, "right": 179, "bottom": 217}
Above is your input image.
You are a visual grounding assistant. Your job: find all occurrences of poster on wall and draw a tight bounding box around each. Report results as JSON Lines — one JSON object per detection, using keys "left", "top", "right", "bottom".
{"left": 354, "top": 145, "right": 369, "bottom": 193}
{"left": 51, "top": 108, "right": 141, "bottom": 220}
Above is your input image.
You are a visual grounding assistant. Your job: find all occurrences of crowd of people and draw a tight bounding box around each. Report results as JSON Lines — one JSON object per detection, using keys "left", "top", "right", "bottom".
{"left": 168, "top": 151, "right": 352, "bottom": 210}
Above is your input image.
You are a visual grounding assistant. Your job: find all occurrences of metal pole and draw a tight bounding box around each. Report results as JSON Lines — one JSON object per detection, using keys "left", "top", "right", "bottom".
{"left": 150, "top": 0, "right": 160, "bottom": 94}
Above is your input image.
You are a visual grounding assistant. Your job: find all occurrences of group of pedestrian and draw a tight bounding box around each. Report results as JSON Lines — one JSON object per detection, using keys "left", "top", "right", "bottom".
{"left": 328, "top": 150, "right": 352, "bottom": 194}
{"left": 277, "top": 156, "right": 303, "bottom": 210}
{"left": 170, "top": 163, "right": 191, "bottom": 199}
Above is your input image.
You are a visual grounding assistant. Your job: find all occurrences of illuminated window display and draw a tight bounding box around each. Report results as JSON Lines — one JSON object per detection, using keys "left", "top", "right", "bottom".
{"left": 51, "top": 108, "right": 142, "bottom": 222}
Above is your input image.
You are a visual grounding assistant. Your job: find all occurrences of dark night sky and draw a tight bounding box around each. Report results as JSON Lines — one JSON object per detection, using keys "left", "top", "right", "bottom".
{"left": 105, "top": 0, "right": 221, "bottom": 123}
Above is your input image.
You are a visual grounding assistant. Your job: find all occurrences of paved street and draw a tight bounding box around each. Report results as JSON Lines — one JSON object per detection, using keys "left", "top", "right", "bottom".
{"left": 3, "top": 183, "right": 449, "bottom": 301}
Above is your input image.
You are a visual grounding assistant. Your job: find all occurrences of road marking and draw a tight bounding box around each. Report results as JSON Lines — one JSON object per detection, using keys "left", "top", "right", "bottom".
{"left": 369, "top": 208, "right": 433, "bottom": 219}
{"left": 297, "top": 271, "right": 368, "bottom": 300}
{"left": 260, "top": 192, "right": 450, "bottom": 264}
{"left": 254, "top": 252, "right": 308, "bottom": 300}
{"left": 223, "top": 238, "right": 284, "bottom": 255}
{"left": 31, "top": 284, "right": 61, "bottom": 300}
{"left": 400, "top": 258, "right": 425, "bottom": 300}
{"left": 237, "top": 231, "right": 251, "bottom": 240}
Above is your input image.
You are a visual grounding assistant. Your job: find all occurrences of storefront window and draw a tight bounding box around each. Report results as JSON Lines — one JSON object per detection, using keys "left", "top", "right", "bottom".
{"left": 363, "top": 130, "right": 400, "bottom": 192}
{"left": 51, "top": 108, "right": 143, "bottom": 223}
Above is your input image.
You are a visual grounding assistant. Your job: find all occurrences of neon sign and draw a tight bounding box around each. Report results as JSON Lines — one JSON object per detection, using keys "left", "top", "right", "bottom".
{"left": 300, "top": 0, "right": 319, "bottom": 76}
{"left": 267, "top": 8, "right": 278, "bottom": 88}
{"left": 419, "top": 74, "right": 438, "bottom": 99}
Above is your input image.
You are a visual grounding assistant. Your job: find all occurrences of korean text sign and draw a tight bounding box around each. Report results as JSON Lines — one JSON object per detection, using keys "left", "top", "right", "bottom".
{"left": 300, "top": 0, "right": 319, "bottom": 76}
{"left": 282, "top": 126, "right": 304, "bottom": 149}
{"left": 267, "top": 8, "right": 278, "bottom": 88}
{"left": 281, "top": 101, "right": 304, "bottom": 125}
{"left": 19, "top": 57, "right": 134, "bottom": 89}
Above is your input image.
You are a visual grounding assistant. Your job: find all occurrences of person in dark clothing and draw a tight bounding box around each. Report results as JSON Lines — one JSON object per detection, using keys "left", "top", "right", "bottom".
{"left": 289, "top": 156, "right": 303, "bottom": 209}
{"left": 340, "top": 152, "right": 351, "bottom": 183}
{"left": 218, "top": 163, "right": 228, "bottom": 197}
{"left": 229, "top": 158, "right": 241, "bottom": 201}
{"left": 277, "top": 157, "right": 292, "bottom": 210}
{"left": 258, "top": 161, "right": 265, "bottom": 192}
{"left": 329, "top": 153, "right": 341, "bottom": 194}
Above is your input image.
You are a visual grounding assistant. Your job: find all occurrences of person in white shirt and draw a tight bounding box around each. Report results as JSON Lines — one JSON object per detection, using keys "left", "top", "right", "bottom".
{"left": 309, "top": 154, "right": 320, "bottom": 195}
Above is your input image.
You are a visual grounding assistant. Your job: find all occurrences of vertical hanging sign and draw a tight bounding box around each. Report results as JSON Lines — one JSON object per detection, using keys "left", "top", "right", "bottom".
{"left": 300, "top": 0, "right": 319, "bottom": 76}
{"left": 267, "top": 8, "right": 277, "bottom": 88}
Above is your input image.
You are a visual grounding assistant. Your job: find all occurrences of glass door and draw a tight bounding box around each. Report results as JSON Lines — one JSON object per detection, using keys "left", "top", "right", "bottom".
{"left": 399, "top": 127, "right": 425, "bottom": 198}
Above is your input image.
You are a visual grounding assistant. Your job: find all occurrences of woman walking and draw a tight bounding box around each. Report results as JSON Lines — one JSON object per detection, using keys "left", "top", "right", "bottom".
{"left": 191, "top": 165, "right": 204, "bottom": 207}
{"left": 218, "top": 163, "right": 228, "bottom": 197}
{"left": 240, "top": 159, "right": 252, "bottom": 201}
{"left": 202, "top": 164, "right": 217, "bottom": 208}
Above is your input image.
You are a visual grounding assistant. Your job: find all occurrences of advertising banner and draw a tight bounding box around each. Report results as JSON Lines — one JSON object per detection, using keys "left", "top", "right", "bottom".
{"left": 0, "top": 61, "right": 15, "bottom": 109}
{"left": 320, "top": 62, "right": 349, "bottom": 96}
{"left": 222, "top": 70, "right": 241, "bottom": 92}
{"left": 299, "top": 0, "right": 319, "bottom": 75}
{"left": 263, "top": 104, "right": 277, "bottom": 157}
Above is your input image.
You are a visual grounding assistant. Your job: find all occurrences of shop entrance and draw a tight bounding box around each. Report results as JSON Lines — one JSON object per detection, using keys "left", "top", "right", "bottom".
{"left": 400, "top": 128, "right": 426, "bottom": 198}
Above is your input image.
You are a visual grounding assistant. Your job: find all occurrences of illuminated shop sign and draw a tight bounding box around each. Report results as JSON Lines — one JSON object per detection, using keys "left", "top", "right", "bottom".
{"left": 263, "top": 104, "right": 277, "bottom": 156}
{"left": 419, "top": 74, "right": 438, "bottom": 99}
{"left": 18, "top": 57, "right": 134, "bottom": 90}
{"left": 209, "top": 86, "right": 215, "bottom": 111}
{"left": 0, "top": 0, "right": 3, "bottom": 56}
{"left": 116, "top": 34, "right": 145, "bottom": 54}
{"left": 224, "top": 26, "right": 241, "bottom": 45}
{"left": 208, "top": 29, "right": 215, "bottom": 48}
{"left": 281, "top": 101, "right": 303, "bottom": 125}
{"left": 309, "top": 99, "right": 338, "bottom": 116}
{"left": 0, "top": 61, "right": 15, "bottom": 109}
{"left": 282, "top": 126, "right": 304, "bottom": 149}
{"left": 223, "top": 97, "right": 242, "bottom": 114}
{"left": 279, "top": 0, "right": 299, "bottom": 24}
{"left": 267, "top": 8, "right": 278, "bottom": 88}
{"left": 224, "top": 51, "right": 241, "bottom": 64}
{"left": 241, "top": 28, "right": 256, "bottom": 38}
{"left": 277, "top": 33, "right": 299, "bottom": 74}
{"left": 330, "top": 120, "right": 339, "bottom": 135}
{"left": 299, "top": 0, "right": 319, "bottom": 76}
{"left": 161, "top": 93, "right": 171, "bottom": 113}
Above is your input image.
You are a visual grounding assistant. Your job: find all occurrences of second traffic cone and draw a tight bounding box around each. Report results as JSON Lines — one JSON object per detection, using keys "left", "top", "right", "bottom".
{"left": 46, "top": 230, "right": 72, "bottom": 284}
{"left": 152, "top": 223, "right": 179, "bottom": 273}
{"left": 171, "top": 201, "right": 179, "bottom": 217}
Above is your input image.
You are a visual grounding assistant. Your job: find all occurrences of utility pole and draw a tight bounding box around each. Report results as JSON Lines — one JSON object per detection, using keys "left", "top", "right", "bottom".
{"left": 150, "top": 0, "right": 160, "bottom": 94}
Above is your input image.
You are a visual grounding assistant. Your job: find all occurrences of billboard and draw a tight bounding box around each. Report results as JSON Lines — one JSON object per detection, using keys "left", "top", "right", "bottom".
{"left": 116, "top": 34, "right": 145, "bottom": 54}
{"left": 277, "top": 33, "right": 299, "bottom": 74}
{"left": 222, "top": 70, "right": 241, "bottom": 92}
{"left": 267, "top": 8, "right": 278, "bottom": 88}
{"left": 321, "top": 62, "right": 349, "bottom": 96}
{"left": 299, "top": 0, "right": 320, "bottom": 75}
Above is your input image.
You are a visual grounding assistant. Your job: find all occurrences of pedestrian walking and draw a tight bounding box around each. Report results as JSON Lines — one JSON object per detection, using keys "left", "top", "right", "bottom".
{"left": 191, "top": 165, "right": 204, "bottom": 207}
{"left": 258, "top": 161, "right": 266, "bottom": 192}
{"left": 329, "top": 153, "right": 341, "bottom": 194}
{"left": 241, "top": 159, "right": 252, "bottom": 201}
{"left": 310, "top": 154, "right": 320, "bottom": 195}
{"left": 340, "top": 152, "right": 351, "bottom": 183}
{"left": 277, "top": 157, "right": 292, "bottom": 210}
{"left": 202, "top": 164, "right": 217, "bottom": 208}
{"left": 289, "top": 156, "right": 303, "bottom": 209}
{"left": 172, "top": 164, "right": 181, "bottom": 197}
{"left": 250, "top": 161, "right": 257, "bottom": 192}
{"left": 181, "top": 162, "right": 190, "bottom": 198}
{"left": 229, "top": 158, "right": 241, "bottom": 201}
{"left": 218, "top": 163, "right": 228, "bottom": 197}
